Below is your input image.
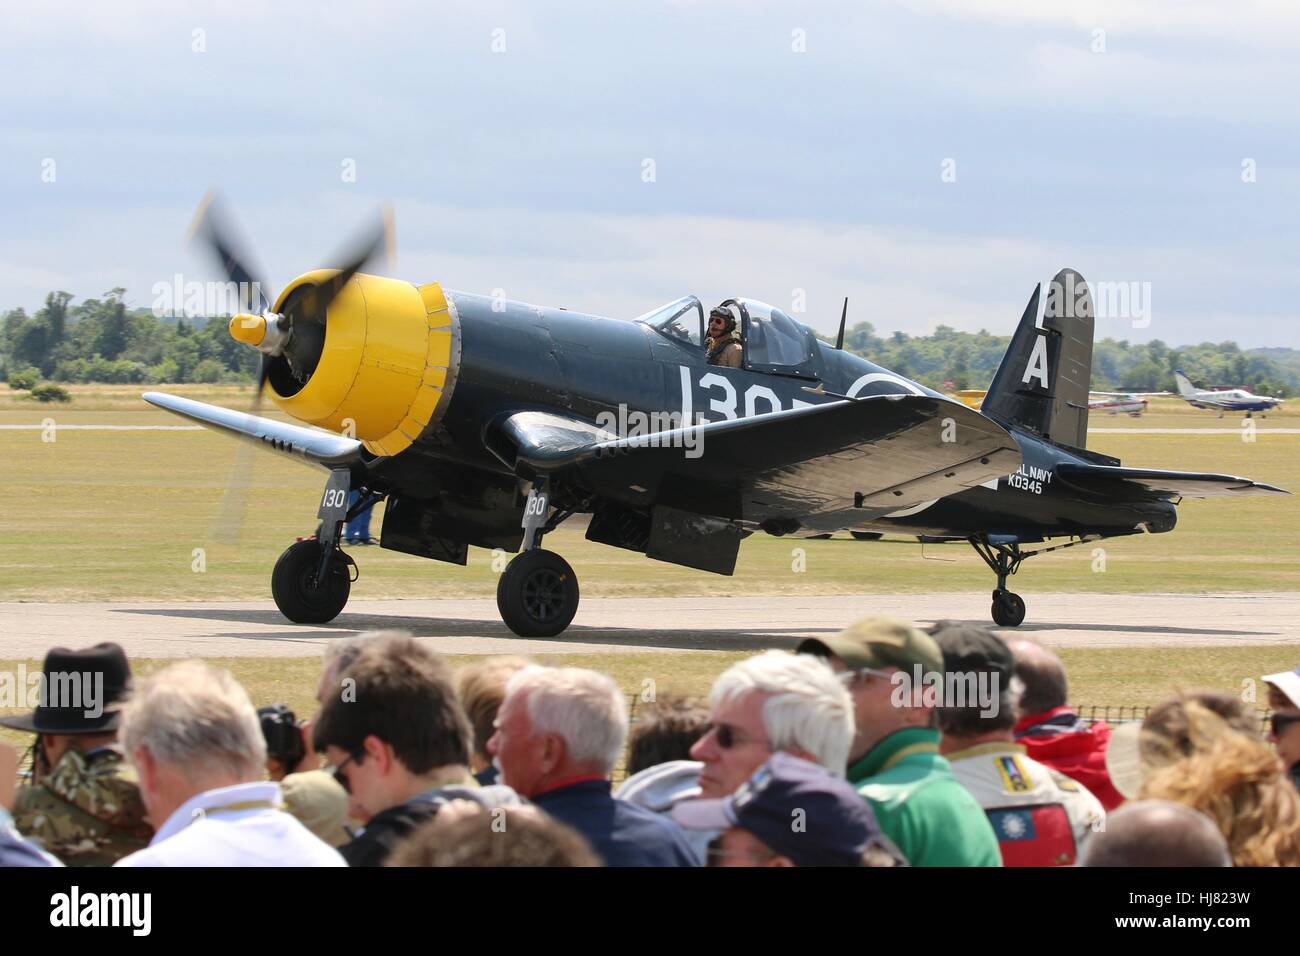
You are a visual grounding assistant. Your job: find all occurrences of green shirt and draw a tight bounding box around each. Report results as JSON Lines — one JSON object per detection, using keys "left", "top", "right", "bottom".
{"left": 850, "top": 727, "right": 1001, "bottom": 867}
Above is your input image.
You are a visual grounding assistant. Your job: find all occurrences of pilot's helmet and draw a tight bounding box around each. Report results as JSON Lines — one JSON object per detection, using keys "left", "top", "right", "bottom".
{"left": 709, "top": 304, "right": 739, "bottom": 336}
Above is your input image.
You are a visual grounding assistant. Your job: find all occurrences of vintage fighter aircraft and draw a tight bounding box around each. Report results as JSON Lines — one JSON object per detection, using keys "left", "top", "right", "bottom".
{"left": 145, "top": 199, "right": 1287, "bottom": 634}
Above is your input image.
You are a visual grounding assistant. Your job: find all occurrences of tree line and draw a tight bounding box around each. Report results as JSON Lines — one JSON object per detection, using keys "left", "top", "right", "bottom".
{"left": 831, "top": 322, "right": 1296, "bottom": 396}
{"left": 2, "top": 290, "right": 257, "bottom": 388}
{"left": 2, "top": 290, "right": 1295, "bottom": 397}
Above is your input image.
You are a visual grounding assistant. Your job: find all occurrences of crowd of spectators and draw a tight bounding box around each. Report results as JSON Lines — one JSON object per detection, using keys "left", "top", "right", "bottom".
{"left": 2, "top": 622, "right": 1298, "bottom": 868}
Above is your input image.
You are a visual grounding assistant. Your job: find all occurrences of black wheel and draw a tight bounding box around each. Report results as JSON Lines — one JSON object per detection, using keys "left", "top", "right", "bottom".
{"left": 850, "top": 530, "right": 883, "bottom": 541}
{"left": 990, "top": 589, "right": 1026, "bottom": 627}
{"left": 496, "top": 549, "right": 579, "bottom": 637}
{"left": 271, "top": 539, "right": 351, "bottom": 624}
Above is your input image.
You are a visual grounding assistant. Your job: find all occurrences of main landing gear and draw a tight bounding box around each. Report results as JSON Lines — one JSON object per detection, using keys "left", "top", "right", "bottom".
{"left": 272, "top": 538, "right": 355, "bottom": 624}
{"left": 271, "top": 470, "right": 374, "bottom": 625}
{"left": 496, "top": 479, "right": 580, "bottom": 637}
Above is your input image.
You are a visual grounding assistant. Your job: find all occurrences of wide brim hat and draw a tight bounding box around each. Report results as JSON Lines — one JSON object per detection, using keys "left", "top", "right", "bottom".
{"left": 0, "top": 643, "right": 131, "bottom": 734}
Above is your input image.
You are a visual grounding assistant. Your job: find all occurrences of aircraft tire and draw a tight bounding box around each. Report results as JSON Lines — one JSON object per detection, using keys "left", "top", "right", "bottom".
{"left": 271, "top": 539, "right": 351, "bottom": 624}
{"left": 497, "top": 549, "right": 580, "bottom": 637}
{"left": 990, "top": 589, "right": 1026, "bottom": 627}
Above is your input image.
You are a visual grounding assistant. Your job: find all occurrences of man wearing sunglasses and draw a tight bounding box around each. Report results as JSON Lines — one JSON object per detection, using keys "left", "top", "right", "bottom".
{"left": 689, "top": 650, "right": 854, "bottom": 800}
{"left": 1263, "top": 668, "right": 1300, "bottom": 789}
{"left": 798, "top": 617, "right": 1001, "bottom": 867}
{"left": 313, "top": 634, "right": 520, "bottom": 866}
{"left": 673, "top": 751, "right": 906, "bottom": 867}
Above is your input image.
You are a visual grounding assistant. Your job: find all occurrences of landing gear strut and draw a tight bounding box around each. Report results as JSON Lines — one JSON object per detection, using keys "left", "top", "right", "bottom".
{"left": 496, "top": 479, "right": 580, "bottom": 636}
{"left": 968, "top": 534, "right": 1100, "bottom": 628}
{"left": 969, "top": 537, "right": 1028, "bottom": 627}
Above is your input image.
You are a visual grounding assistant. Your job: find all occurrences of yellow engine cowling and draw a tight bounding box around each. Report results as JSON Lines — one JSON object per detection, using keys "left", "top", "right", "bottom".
{"left": 266, "top": 270, "right": 457, "bottom": 457}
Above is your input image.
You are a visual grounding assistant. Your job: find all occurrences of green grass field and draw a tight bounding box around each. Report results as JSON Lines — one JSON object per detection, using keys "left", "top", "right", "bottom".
{"left": 1, "top": 389, "right": 1296, "bottom": 602}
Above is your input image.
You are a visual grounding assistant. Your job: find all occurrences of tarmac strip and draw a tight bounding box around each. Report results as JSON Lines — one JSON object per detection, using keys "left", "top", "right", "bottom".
{"left": 1, "top": 592, "right": 1296, "bottom": 658}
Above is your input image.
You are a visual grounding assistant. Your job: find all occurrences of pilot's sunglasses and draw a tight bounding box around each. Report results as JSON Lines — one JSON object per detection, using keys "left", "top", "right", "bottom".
{"left": 1270, "top": 712, "right": 1300, "bottom": 737}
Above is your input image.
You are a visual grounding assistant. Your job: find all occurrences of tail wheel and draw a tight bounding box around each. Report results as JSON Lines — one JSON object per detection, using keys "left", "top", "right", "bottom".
{"left": 991, "top": 589, "right": 1026, "bottom": 627}
{"left": 497, "top": 549, "right": 579, "bottom": 637}
{"left": 271, "top": 539, "right": 351, "bottom": 624}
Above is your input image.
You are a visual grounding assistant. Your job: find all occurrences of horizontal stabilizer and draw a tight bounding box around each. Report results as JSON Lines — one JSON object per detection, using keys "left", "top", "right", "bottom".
{"left": 142, "top": 391, "right": 364, "bottom": 468}
{"left": 1055, "top": 462, "right": 1288, "bottom": 499}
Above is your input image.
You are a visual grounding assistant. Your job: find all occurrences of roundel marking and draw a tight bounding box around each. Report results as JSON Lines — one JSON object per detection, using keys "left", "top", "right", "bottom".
{"left": 846, "top": 373, "right": 926, "bottom": 398}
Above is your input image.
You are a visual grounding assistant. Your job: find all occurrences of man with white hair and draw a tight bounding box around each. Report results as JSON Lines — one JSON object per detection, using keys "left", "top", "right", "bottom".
{"left": 489, "top": 665, "right": 698, "bottom": 866}
{"left": 114, "top": 661, "right": 344, "bottom": 866}
{"left": 616, "top": 650, "right": 855, "bottom": 861}
{"left": 690, "top": 649, "right": 854, "bottom": 799}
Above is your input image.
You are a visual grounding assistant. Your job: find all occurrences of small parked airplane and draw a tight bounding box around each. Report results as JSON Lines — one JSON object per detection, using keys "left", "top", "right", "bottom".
{"left": 953, "top": 390, "right": 1166, "bottom": 418}
{"left": 1087, "top": 391, "right": 1169, "bottom": 418}
{"left": 1173, "top": 370, "right": 1284, "bottom": 417}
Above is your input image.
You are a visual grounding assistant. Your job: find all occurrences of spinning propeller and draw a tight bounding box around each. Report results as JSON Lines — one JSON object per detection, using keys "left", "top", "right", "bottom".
{"left": 184, "top": 191, "right": 395, "bottom": 542}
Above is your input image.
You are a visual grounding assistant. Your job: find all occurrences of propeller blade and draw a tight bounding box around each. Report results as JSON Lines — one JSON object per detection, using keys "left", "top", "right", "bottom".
{"left": 291, "top": 204, "right": 394, "bottom": 322}
{"left": 186, "top": 189, "right": 274, "bottom": 314}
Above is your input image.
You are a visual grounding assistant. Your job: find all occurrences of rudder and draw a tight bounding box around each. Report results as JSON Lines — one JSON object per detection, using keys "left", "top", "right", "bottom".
{"left": 982, "top": 268, "right": 1095, "bottom": 449}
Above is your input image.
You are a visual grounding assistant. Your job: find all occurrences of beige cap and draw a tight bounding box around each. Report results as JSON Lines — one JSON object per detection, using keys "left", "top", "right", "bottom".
{"left": 280, "top": 769, "right": 352, "bottom": 847}
{"left": 798, "top": 616, "right": 942, "bottom": 677}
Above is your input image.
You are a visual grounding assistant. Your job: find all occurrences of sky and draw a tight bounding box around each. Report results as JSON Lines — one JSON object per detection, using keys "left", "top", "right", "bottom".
{"left": 2, "top": 0, "right": 1299, "bottom": 348}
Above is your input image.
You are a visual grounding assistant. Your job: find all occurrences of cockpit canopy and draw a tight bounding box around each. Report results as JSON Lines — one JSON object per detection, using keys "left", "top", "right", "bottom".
{"left": 635, "top": 295, "right": 704, "bottom": 347}
{"left": 635, "top": 296, "right": 819, "bottom": 377}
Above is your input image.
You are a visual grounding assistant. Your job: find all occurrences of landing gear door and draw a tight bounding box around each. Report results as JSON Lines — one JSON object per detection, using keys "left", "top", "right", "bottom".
{"left": 317, "top": 469, "right": 352, "bottom": 529}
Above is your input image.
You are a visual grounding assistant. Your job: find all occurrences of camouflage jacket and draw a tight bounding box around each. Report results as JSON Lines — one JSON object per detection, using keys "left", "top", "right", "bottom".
{"left": 12, "top": 746, "right": 153, "bottom": 866}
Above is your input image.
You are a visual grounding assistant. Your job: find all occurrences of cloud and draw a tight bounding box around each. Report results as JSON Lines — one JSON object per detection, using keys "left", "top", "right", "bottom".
{"left": 1, "top": 1, "right": 1297, "bottom": 349}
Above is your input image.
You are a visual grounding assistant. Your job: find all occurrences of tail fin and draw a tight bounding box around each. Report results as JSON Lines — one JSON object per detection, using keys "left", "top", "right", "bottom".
{"left": 1173, "top": 370, "right": 1197, "bottom": 398}
{"left": 982, "top": 268, "right": 1094, "bottom": 449}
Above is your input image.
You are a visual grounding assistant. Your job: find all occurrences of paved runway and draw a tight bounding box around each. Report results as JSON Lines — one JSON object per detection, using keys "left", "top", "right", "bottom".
{"left": 2, "top": 592, "right": 1297, "bottom": 658}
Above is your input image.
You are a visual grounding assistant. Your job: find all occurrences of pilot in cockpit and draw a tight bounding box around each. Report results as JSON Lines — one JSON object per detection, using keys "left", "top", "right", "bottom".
{"left": 706, "top": 304, "right": 743, "bottom": 368}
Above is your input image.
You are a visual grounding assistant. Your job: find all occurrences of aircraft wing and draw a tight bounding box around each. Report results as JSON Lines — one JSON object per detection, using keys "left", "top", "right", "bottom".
{"left": 142, "top": 391, "right": 364, "bottom": 468}
{"left": 1055, "top": 463, "right": 1288, "bottom": 499}
{"left": 492, "top": 395, "right": 1022, "bottom": 526}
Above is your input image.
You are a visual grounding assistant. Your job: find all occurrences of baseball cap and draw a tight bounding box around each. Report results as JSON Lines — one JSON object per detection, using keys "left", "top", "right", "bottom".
{"left": 929, "top": 625, "right": 1014, "bottom": 685}
{"left": 797, "top": 616, "right": 942, "bottom": 677}
{"left": 280, "top": 769, "right": 352, "bottom": 847}
{"left": 1263, "top": 668, "right": 1300, "bottom": 710}
{"left": 671, "top": 752, "right": 886, "bottom": 866}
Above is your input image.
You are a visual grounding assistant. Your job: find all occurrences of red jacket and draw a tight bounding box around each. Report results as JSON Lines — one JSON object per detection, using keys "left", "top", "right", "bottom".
{"left": 1013, "top": 708, "right": 1125, "bottom": 811}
